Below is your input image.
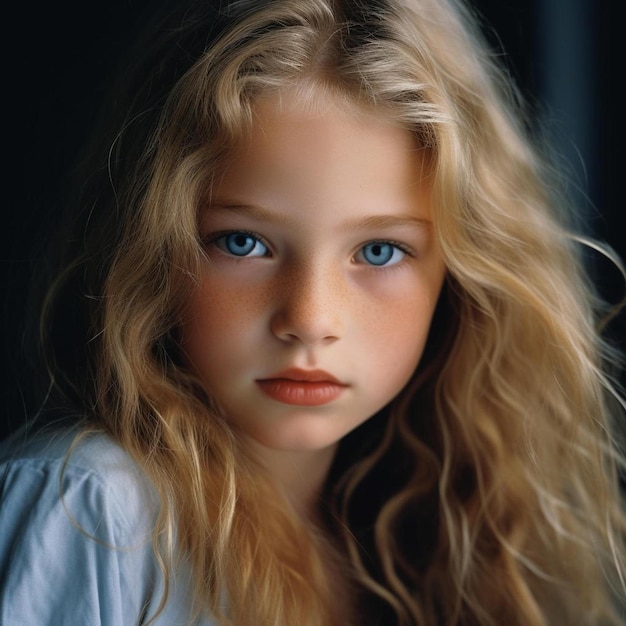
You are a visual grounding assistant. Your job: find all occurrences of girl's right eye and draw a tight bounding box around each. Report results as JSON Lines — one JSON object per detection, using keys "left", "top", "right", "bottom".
{"left": 212, "top": 231, "right": 269, "bottom": 257}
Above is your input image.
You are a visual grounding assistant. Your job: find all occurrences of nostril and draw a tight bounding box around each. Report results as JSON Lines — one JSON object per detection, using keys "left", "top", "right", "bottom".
{"left": 270, "top": 309, "right": 342, "bottom": 346}
{"left": 269, "top": 270, "right": 345, "bottom": 345}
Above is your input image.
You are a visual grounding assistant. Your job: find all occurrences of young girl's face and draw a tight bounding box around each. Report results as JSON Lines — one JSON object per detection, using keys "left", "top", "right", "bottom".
{"left": 182, "top": 88, "right": 446, "bottom": 458}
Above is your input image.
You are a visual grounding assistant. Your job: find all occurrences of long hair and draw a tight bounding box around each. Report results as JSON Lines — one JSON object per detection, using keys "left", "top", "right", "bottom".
{"left": 34, "top": 0, "right": 625, "bottom": 624}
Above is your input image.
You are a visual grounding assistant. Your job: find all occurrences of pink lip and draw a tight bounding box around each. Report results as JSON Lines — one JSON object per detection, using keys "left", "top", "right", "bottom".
{"left": 256, "top": 368, "right": 348, "bottom": 406}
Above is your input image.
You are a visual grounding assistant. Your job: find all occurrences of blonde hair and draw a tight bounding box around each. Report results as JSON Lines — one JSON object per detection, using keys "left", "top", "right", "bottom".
{"left": 37, "top": 0, "right": 625, "bottom": 624}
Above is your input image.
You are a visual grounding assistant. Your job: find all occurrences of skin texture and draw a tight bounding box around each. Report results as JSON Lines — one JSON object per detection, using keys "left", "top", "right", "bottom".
{"left": 181, "top": 88, "right": 446, "bottom": 510}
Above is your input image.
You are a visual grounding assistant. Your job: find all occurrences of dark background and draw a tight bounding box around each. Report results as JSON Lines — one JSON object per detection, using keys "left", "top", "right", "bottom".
{"left": 1, "top": 0, "right": 623, "bottom": 440}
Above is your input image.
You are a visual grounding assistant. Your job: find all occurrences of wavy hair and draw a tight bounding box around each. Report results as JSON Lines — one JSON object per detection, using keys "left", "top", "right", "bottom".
{"left": 35, "top": 0, "right": 625, "bottom": 624}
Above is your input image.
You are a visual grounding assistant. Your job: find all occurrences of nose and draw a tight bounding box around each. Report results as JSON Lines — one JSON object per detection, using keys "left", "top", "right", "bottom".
{"left": 270, "top": 262, "right": 345, "bottom": 346}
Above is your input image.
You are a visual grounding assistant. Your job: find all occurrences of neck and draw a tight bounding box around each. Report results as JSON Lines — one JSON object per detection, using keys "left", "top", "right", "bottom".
{"left": 248, "top": 441, "right": 338, "bottom": 523}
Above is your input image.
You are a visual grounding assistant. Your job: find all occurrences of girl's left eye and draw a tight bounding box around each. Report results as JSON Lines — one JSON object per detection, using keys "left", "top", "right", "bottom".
{"left": 213, "top": 232, "right": 269, "bottom": 257}
{"left": 356, "top": 242, "right": 407, "bottom": 267}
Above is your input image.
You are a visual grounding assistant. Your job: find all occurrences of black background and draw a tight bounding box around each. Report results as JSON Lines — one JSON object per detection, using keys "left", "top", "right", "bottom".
{"left": 1, "top": 1, "right": 623, "bottom": 439}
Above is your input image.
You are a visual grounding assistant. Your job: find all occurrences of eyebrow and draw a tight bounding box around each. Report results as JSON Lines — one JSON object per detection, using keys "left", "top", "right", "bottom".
{"left": 207, "top": 201, "right": 432, "bottom": 231}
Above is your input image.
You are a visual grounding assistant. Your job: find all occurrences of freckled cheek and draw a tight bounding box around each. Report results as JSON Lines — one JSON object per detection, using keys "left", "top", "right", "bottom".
{"left": 357, "top": 276, "right": 442, "bottom": 372}
{"left": 368, "top": 299, "right": 432, "bottom": 357}
{"left": 182, "top": 275, "right": 272, "bottom": 357}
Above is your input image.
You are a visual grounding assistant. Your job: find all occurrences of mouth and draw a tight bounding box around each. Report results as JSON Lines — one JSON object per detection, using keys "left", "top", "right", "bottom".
{"left": 256, "top": 368, "right": 348, "bottom": 406}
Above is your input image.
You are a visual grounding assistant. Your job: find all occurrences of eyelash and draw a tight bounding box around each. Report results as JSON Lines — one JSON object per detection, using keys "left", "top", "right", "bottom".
{"left": 204, "top": 230, "right": 414, "bottom": 267}
{"left": 355, "top": 240, "right": 414, "bottom": 268}
{"left": 205, "top": 230, "right": 272, "bottom": 258}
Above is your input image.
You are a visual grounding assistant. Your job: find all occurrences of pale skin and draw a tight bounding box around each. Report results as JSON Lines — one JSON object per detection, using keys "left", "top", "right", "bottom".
{"left": 181, "top": 87, "right": 446, "bottom": 520}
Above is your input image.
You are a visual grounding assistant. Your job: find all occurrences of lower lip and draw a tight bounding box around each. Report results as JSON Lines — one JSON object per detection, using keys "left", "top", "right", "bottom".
{"left": 256, "top": 379, "right": 346, "bottom": 406}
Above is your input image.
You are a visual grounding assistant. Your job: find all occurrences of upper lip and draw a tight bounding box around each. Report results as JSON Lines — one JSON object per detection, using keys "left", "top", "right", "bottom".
{"left": 257, "top": 368, "right": 347, "bottom": 385}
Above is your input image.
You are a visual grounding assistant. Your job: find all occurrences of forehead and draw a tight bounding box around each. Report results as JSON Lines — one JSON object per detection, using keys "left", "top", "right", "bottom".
{"left": 218, "top": 87, "right": 430, "bottom": 194}
{"left": 247, "top": 85, "right": 418, "bottom": 154}
{"left": 206, "top": 88, "right": 434, "bottom": 230}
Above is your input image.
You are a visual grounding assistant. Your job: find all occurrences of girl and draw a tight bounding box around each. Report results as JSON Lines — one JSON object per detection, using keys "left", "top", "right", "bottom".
{"left": 1, "top": 0, "right": 624, "bottom": 624}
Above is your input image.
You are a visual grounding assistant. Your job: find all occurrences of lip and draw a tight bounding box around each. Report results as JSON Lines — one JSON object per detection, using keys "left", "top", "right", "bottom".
{"left": 262, "top": 368, "right": 346, "bottom": 384}
{"left": 256, "top": 368, "right": 348, "bottom": 406}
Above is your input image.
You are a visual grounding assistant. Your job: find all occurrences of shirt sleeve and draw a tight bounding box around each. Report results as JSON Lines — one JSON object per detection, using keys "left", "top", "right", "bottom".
{"left": 0, "top": 453, "right": 161, "bottom": 626}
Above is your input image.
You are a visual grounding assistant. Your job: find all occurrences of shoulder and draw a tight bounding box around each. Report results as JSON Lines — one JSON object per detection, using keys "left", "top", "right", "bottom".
{"left": 0, "top": 420, "right": 218, "bottom": 625}
{"left": 0, "top": 422, "right": 159, "bottom": 624}
{"left": 0, "top": 421, "right": 158, "bottom": 544}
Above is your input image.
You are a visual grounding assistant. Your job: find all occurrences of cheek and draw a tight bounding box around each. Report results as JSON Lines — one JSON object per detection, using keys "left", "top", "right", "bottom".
{"left": 197, "top": 271, "right": 271, "bottom": 323}
{"left": 181, "top": 276, "right": 269, "bottom": 366}
{"left": 371, "top": 302, "right": 431, "bottom": 356}
{"left": 360, "top": 282, "right": 440, "bottom": 376}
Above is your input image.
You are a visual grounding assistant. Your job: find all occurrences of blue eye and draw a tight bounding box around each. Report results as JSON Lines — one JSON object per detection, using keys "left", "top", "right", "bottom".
{"left": 358, "top": 242, "right": 406, "bottom": 266}
{"left": 215, "top": 232, "right": 269, "bottom": 257}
